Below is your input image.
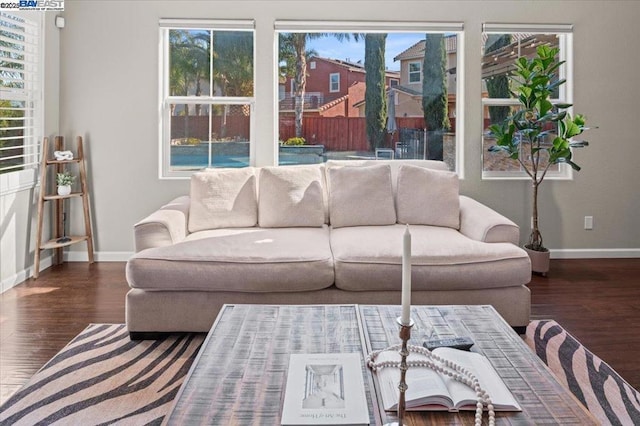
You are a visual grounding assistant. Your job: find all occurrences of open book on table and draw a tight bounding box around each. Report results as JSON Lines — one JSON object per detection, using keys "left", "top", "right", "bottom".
{"left": 375, "top": 347, "right": 522, "bottom": 412}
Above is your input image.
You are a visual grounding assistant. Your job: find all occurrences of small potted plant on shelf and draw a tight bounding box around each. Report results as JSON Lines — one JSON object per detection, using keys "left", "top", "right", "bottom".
{"left": 56, "top": 171, "right": 76, "bottom": 196}
{"left": 488, "top": 45, "right": 591, "bottom": 275}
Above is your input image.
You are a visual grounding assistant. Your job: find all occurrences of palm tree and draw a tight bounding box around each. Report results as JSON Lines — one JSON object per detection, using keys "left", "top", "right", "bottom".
{"left": 212, "top": 31, "right": 253, "bottom": 138}
{"left": 279, "top": 33, "right": 356, "bottom": 138}
{"left": 212, "top": 31, "right": 253, "bottom": 97}
{"left": 278, "top": 34, "right": 298, "bottom": 85}
{"left": 169, "top": 29, "right": 210, "bottom": 139}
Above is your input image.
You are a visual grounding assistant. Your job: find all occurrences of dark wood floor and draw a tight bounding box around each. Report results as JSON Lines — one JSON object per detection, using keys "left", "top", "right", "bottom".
{"left": 1, "top": 259, "right": 639, "bottom": 405}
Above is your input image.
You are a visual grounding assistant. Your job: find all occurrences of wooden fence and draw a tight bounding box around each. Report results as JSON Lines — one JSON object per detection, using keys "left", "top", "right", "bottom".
{"left": 171, "top": 115, "right": 250, "bottom": 141}
{"left": 172, "top": 114, "right": 462, "bottom": 152}
{"left": 279, "top": 116, "right": 432, "bottom": 151}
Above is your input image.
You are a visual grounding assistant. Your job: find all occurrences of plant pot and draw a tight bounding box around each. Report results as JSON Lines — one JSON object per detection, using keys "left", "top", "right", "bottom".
{"left": 524, "top": 245, "right": 550, "bottom": 276}
{"left": 57, "top": 185, "right": 71, "bottom": 196}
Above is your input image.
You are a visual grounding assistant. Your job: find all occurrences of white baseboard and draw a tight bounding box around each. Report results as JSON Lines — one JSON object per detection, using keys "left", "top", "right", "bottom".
{"left": 550, "top": 248, "right": 640, "bottom": 259}
{"left": 65, "top": 251, "right": 133, "bottom": 262}
{"left": 1, "top": 252, "right": 132, "bottom": 293}
{"left": 1, "top": 255, "right": 53, "bottom": 293}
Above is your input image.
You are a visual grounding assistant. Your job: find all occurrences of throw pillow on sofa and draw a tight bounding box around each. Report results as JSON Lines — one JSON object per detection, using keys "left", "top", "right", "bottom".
{"left": 396, "top": 164, "right": 460, "bottom": 229}
{"left": 258, "top": 165, "right": 326, "bottom": 228}
{"left": 327, "top": 163, "right": 396, "bottom": 228}
{"left": 188, "top": 168, "right": 257, "bottom": 232}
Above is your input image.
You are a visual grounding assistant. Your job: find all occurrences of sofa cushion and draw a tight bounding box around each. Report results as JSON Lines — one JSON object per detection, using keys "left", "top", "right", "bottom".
{"left": 188, "top": 168, "right": 257, "bottom": 232}
{"left": 396, "top": 165, "right": 460, "bottom": 229}
{"left": 126, "top": 226, "right": 334, "bottom": 293}
{"left": 326, "top": 159, "right": 449, "bottom": 193}
{"left": 327, "top": 164, "right": 396, "bottom": 228}
{"left": 258, "top": 165, "right": 326, "bottom": 228}
{"left": 330, "top": 224, "right": 531, "bottom": 291}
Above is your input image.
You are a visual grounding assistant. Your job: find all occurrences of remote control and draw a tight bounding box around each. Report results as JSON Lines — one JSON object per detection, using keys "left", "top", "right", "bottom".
{"left": 423, "top": 336, "right": 474, "bottom": 351}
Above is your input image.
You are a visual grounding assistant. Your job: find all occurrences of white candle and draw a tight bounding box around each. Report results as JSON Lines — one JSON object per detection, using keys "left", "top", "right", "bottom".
{"left": 401, "top": 224, "right": 412, "bottom": 325}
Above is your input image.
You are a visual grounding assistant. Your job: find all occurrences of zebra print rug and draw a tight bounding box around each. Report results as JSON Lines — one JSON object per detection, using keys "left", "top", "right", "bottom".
{"left": 0, "top": 324, "right": 204, "bottom": 426}
{"left": 525, "top": 320, "right": 640, "bottom": 426}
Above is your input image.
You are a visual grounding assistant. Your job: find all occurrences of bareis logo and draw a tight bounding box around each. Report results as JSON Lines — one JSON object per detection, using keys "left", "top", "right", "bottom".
{"left": 20, "top": 0, "right": 63, "bottom": 7}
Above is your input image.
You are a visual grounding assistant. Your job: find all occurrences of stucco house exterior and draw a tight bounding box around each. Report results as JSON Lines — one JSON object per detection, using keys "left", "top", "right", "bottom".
{"left": 279, "top": 56, "right": 400, "bottom": 117}
{"left": 385, "top": 36, "right": 458, "bottom": 121}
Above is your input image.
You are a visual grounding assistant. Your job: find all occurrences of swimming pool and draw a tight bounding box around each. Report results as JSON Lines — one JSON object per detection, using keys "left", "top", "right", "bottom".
{"left": 171, "top": 151, "right": 326, "bottom": 169}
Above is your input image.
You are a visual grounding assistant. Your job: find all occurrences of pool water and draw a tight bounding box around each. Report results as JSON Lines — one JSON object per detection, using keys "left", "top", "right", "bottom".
{"left": 171, "top": 153, "right": 324, "bottom": 169}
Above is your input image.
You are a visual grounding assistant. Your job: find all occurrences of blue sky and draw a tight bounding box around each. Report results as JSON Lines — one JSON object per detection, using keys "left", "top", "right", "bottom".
{"left": 306, "top": 33, "right": 425, "bottom": 71}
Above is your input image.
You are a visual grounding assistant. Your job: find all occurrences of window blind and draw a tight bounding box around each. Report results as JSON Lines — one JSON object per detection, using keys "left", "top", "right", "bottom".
{"left": 274, "top": 20, "right": 463, "bottom": 33}
{"left": 159, "top": 18, "right": 255, "bottom": 30}
{"left": 0, "top": 12, "right": 41, "bottom": 174}
{"left": 483, "top": 23, "right": 573, "bottom": 34}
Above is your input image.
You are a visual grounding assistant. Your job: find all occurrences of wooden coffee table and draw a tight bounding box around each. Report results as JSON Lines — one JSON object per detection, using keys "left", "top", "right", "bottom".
{"left": 164, "top": 304, "right": 597, "bottom": 425}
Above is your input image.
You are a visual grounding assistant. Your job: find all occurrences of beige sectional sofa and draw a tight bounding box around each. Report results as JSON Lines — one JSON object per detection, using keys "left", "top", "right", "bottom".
{"left": 125, "top": 160, "right": 531, "bottom": 337}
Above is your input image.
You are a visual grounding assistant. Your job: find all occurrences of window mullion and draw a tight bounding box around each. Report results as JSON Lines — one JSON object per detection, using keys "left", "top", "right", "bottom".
{"left": 209, "top": 30, "right": 214, "bottom": 98}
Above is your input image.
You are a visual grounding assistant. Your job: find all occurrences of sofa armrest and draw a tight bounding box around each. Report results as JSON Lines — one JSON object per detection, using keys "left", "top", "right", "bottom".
{"left": 458, "top": 195, "right": 520, "bottom": 244}
{"left": 134, "top": 196, "right": 190, "bottom": 252}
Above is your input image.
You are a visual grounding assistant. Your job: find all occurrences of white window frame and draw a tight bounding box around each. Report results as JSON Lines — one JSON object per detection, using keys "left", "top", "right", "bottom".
{"left": 274, "top": 20, "right": 464, "bottom": 175}
{"left": 408, "top": 61, "right": 421, "bottom": 83}
{"left": 329, "top": 72, "right": 340, "bottom": 93}
{"left": 158, "top": 19, "right": 256, "bottom": 179}
{"left": 0, "top": 11, "right": 43, "bottom": 195}
{"left": 481, "top": 23, "right": 574, "bottom": 180}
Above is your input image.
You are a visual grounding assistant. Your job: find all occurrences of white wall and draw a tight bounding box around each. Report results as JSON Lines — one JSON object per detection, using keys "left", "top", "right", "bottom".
{"left": 3, "top": 0, "right": 640, "bottom": 288}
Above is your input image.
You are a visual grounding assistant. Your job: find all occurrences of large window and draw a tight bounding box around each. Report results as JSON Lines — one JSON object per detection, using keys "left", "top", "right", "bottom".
{"left": 0, "top": 12, "right": 42, "bottom": 192}
{"left": 329, "top": 73, "right": 340, "bottom": 92}
{"left": 275, "top": 21, "right": 464, "bottom": 173}
{"left": 159, "top": 19, "right": 255, "bottom": 178}
{"left": 481, "top": 24, "right": 573, "bottom": 179}
{"left": 408, "top": 61, "right": 421, "bottom": 83}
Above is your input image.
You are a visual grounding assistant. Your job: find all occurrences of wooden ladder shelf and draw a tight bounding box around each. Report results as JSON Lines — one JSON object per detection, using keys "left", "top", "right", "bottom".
{"left": 33, "top": 136, "right": 94, "bottom": 278}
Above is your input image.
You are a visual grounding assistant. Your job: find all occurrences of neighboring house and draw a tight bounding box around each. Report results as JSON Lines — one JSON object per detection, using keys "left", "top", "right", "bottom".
{"left": 355, "top": 34, "right": 559, "bottom": 129}
{"left": 279, "top": 56, "right": 400, "bottom": 117}
{"left": 388, "top": 36, "right": 458, "bottom": 121}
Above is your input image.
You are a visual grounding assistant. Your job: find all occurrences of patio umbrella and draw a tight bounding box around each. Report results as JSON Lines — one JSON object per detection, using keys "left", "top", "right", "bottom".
{"left": 386, "top": 89, "right": 397, "bottom": 135}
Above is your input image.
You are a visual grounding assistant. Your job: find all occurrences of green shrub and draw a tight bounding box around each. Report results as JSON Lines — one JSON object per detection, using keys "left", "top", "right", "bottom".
{"left": 283, "top": 137, "right": 306, "bottom": 146}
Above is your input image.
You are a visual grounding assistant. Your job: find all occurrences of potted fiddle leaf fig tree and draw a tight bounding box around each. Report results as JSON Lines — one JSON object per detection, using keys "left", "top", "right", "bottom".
{"left": 488, "top": 44, "right": 591, "bottom": 275}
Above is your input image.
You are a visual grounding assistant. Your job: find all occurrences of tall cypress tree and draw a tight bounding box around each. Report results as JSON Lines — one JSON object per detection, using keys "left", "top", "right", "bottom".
{"left": 364, "top": 33, "right": 387, "bottom": 150}
{"left": 485, "top": 34, "right": 511, "bottom": 125}
{"left": 422, "top": 34, "right": 449, "bottom": 160}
